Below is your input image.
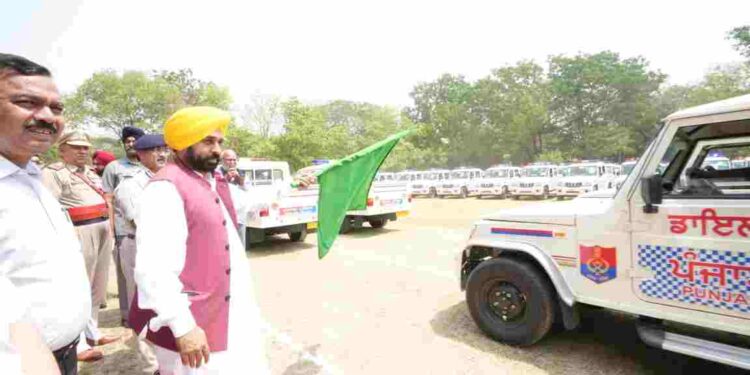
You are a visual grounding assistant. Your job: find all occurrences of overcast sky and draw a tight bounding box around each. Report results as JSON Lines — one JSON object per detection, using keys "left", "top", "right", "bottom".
{"left": 2, "top": 0, "right": 748, "bottom": 109}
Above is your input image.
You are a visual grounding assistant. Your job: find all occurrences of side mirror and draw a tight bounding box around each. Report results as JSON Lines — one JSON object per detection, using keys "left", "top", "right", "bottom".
{"left": 641, "top": 174, "right": 663, "bottom": 214}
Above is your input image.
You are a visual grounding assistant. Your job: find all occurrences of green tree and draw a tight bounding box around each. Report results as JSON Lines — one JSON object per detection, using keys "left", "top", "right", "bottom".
{"left": 64, "top": 70, "right": 180, "bottom": 136}
{"left": 271, "top": 99, "right": 348, "bottom": 171}
{"left": 728, "top": 25, "right": 750, "bottom": 60}
{"left": 548, "top": 51, "right": 665, "bottom": 160}
{"left": 64, "top": 69, "right": 232, "bottom": 138}
{"left": 472, "top": 61, "right": 550, "bottom": 165}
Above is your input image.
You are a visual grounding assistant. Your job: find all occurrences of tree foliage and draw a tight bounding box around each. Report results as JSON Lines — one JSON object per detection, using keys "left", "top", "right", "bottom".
{"left": 64, "top": 69, "right": 232, "bottom": 137}
{"left": 728, "top": 25, "right": 750, "bottom": 60}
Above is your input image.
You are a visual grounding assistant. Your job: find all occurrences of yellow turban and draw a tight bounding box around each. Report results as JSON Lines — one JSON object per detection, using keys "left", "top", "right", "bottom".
{"left": 163, "top": 106, "right": 231, "bottom": 151}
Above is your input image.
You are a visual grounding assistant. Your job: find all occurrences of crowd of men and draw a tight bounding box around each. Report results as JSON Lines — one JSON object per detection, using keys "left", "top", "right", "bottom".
{"left": 0, "top": 53, "right": 281, "bottom": 374}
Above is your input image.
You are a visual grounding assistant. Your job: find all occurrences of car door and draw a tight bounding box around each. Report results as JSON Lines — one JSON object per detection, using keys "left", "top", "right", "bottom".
{"left": 630, "top": 129, "right": 750, "bottom": 321}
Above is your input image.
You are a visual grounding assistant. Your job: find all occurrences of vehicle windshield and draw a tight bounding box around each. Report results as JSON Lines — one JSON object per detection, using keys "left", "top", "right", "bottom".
{"left": 485, "top": 169, "right": 508, "bottom": 178}
{"left": 732, "top": 160, "right": 748, "bottom": 169}
{"left": 702, "top": 158, "right": 730, "bottom": 170}
{"left": 398, "top": 174, "right": 412, "bottom": 181}
{"left": 560, "top": 165, "right": 598, "bottom": 177}
{"left": 451, "top": 171, "right": 469, "bottom": 179}
{"left": 622, "top": 162, "right": 636, "bottom": 174}
{"left": 522, "top": 167, "right": 549, "bottom": 177}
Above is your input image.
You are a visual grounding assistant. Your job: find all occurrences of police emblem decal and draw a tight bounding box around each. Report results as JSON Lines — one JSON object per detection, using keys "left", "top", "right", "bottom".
{"left": 580, "top": 245, "right": 617, "bottom": 284}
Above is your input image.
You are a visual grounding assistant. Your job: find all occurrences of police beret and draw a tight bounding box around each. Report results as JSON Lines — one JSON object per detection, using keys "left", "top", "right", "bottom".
{"left": 134, "top": 134, "right": 166, "bottom": 151}
{"left": 121, "top": 126, "right": 146, "bottom": 141}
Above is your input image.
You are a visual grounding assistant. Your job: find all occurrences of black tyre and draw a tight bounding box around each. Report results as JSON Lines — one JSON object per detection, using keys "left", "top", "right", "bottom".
{"left": 500, "top": 187, "right": 508, "bottom": 199}
{"left": 289, "top": 228, "right": 307, "bottom": 242}
{"left": 429, "top": 188, "right": 437, "bottom": 198}
{"left": 460, "top": 187, "right": 469, "bottom": 199}
{"left": 368, "top": 218, "right": 388, "bottom": 229}
{"left": 340, "top": 218, "right": 353, "bottom": 234}
{"left": 466, "top": 257, "right": 556, "bottom": 346}
{"left": 541, "top": 186, "right": 550, "bottom": 200}
{"left": 476, "top": 195, "right": 483, "bottom": 199}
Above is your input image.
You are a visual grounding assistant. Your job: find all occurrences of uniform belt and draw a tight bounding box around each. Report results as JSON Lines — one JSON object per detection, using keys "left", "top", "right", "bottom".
{"left": 68, "top": 203, "right": 108, "bottom": 225}
{"left": 53, "top": 337, "right": 79, "bottom": 361}
{"left": 116, "top": 234, "right": 136, "bottom": 240}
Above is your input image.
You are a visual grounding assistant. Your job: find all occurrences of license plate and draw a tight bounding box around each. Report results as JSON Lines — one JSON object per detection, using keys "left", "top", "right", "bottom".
{"left": 307, "top": 222, "right": 318, "bottom": 230}
{"left": 396, "top": 211, "right": 409, "bottom": 218}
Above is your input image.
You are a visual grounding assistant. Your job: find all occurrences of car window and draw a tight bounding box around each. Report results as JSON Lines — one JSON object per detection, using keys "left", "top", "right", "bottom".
{"left": 667, "top": 141, "right": 750, "bottom": 199}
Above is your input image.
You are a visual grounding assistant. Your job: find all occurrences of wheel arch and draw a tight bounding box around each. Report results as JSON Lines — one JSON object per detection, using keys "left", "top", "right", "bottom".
{"left": 461, "top": 241, "right": 575, "bottom": 306}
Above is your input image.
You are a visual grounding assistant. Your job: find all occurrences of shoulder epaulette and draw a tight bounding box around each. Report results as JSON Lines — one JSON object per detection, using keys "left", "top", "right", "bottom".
{"left": 45, "top": 162, "right": 65, "bottom": 171}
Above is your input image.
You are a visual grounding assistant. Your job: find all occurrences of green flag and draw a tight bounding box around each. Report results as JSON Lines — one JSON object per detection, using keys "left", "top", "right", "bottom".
{"left": 315, "top": 129, "right": 413, "bottom": 259}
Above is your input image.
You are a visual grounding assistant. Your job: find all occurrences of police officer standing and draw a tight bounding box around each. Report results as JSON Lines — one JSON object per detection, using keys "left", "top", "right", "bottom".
{"left": 42, "top": 131, "right": 120, "bottom": 361}
{"left": 102, "top": 126, "right": 144, "bottom": 322}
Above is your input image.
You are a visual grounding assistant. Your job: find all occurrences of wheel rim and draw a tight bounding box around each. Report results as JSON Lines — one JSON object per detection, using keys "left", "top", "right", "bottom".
{"left": 486, "top": 282, "right": 527, "bottom": 322}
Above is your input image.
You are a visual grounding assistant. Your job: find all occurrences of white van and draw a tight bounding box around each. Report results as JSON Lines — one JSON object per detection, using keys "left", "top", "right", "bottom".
{"left": 477, "top": 166, "right": 521, "bottom": 198}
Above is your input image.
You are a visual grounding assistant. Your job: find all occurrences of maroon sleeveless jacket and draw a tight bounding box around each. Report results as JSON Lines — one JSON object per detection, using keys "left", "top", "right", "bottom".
{"left": 129, "top": 160, "right": 237, "bottom": 352}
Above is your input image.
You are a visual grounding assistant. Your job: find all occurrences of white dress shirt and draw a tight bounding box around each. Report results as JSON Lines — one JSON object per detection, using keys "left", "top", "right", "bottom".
{"left": 0, "top": 155, "right": 91, "bottom": 351}
{"left": 114, "top": 169, "right": 153, "bottom": 236}
{"left": 134, "top": 172, "right": 268, "bottom": 373}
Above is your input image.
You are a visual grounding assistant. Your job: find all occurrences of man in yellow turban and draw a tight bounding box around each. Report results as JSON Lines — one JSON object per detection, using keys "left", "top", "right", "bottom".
{"left": 129, "top": 107, "right": 269, "bottom": 374}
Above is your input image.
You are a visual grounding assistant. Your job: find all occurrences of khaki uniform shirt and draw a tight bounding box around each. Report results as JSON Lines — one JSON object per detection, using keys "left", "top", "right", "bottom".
{"left": 42, "top": 162, "right": 106, "bottom": 209}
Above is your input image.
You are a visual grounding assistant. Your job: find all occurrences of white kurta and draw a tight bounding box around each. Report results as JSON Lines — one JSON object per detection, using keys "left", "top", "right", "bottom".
{"left": 134, "top": 173, "right": 269, "bottom": 374}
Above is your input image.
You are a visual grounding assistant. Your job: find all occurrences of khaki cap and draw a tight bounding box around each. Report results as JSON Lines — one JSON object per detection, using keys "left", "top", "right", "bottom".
{"left": 58, "top": 131, "right": 92, "bottom": 147}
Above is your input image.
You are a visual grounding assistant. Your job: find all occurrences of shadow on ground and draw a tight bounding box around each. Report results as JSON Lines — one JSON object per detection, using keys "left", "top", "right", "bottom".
{"left": 430, "top": 301, "right": 746, "bottom": 374}
{"left": 342, "top": 227, "right": 398, "bottom": 239}
{"left": 247, "top": 236, "right": 316, "bottom": 258}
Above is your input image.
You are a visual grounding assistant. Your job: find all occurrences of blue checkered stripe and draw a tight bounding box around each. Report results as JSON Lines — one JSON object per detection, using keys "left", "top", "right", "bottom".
{"left": 637, "top": 245, "right": 750, "bottom": 313}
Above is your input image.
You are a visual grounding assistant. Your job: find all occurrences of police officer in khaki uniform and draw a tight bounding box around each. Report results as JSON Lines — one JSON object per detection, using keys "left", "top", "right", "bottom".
{"left": 42, "top": 131, "right": 120, "bottom": 362}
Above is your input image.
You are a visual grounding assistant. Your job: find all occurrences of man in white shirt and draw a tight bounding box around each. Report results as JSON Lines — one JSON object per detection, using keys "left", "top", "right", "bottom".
{"left": 130, "top": 107, "right": 269, "bottom": 374}
{"left": 113, "top": 134, "right": 168, "bottom": 372}
{"left": 0, "top": 53, "right": 91, "bottom": 374}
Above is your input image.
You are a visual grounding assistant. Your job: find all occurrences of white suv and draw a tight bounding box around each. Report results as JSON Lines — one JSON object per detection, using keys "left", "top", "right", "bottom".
{"left": 437, "top": 168, "right": 483, "bottom": 198}
{"left": 477, "top": 166, "right": 521, "bottom": 199}
{"left": 510, "top": 164, "right": 559, "bottom": 199}
{"left": 556, "top": 162, "right": 619, "bottom": 198}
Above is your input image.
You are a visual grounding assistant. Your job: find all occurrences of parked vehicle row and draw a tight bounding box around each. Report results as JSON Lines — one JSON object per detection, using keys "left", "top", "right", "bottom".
{"left": 389, "top": 161, "right": 627, "bottom": 200}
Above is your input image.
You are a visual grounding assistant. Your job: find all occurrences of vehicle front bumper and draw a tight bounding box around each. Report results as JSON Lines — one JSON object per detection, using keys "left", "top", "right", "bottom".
{"left": 437, "top": 188, "right": 465, "bottom": 196}
{"left": 557, "top": 187, "right": 592, "bottom": 196}
{"left": 511, "top": 187, "right": 552, "bottom": 196}
{"left": 478, "top": 187, "right": 505, "bottom": 196}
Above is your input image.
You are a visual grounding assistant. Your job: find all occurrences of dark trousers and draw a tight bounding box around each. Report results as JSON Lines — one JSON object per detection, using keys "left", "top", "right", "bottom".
{"left": 53, "top": 338, "right": 79, "bottom": 375}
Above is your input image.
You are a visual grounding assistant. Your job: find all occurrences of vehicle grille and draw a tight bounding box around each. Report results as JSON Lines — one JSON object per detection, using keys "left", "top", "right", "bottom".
{"left": 442, "top": 184, "right": 454, "bottom": 188}
{"left": 520, "top": 183, "right": 534, "bottom": 188}
{"left": 481, "top": 183, "right": 494, "bottom": 188}
{"left": 565, "top": 182, "right": 583, "bottom": 188}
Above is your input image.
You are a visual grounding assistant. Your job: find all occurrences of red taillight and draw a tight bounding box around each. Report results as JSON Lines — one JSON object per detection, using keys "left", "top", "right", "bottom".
{"left": 259, "top": 208, "right": 269, "bottom": 217}
{"left": 367, "top": 198, "right": 374, "bottom": 207}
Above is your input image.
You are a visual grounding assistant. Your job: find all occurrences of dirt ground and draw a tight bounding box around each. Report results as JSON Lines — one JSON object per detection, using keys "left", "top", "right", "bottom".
{"left": 81, "top": 197, "right": 745, "bottom": 374}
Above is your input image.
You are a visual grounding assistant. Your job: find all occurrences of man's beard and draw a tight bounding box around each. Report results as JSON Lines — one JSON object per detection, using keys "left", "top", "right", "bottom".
{"left": 185, "top": 147, "right": 220, "bottom": 172}
{"left": 125, "top": 147, "right": 137, "bottom": 158}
